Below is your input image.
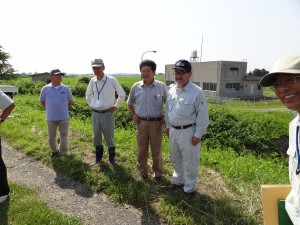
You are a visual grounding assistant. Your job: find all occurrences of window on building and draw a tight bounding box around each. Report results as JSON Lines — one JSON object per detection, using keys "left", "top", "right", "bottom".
{"left": 203, "top": 82, "right": 217, "bottom": 91}
{"left": 230, "top": 67, "right": 239, "bottom": 71}
{"left": 166, "top": 80, "right": 175, "bottom": 86}
{"left": 226, "top": 83, "right": 240, "bottom": 91}
{"left": 257, "top": 83, "right": 261, "bottom": 90}
{"left": 193, "top": 82, "right": 200, "bottom": 87}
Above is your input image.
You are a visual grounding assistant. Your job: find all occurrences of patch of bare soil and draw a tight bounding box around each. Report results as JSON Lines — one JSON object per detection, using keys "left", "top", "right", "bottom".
{"left": 198, "top": 167, "right": 238, "bottom": 201}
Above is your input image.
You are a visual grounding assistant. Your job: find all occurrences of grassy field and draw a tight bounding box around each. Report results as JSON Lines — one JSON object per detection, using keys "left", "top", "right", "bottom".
{"left": 0, "top": 76, "right": 291, "bottom": 224}
{"left": 52, "top": 75, "right": 165, "bottom": 86}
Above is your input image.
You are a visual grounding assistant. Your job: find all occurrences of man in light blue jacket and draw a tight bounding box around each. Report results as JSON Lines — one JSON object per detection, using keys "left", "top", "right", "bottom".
{"left": 165, "top": 59, "right": 209, "bottom": 198}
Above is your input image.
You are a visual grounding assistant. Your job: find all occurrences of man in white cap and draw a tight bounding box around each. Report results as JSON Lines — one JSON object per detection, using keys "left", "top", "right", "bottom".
{"left": 40, "top": 69, "right": 73, "bottom": 157}
{"left": 86, "top": 59, "right": 125, "bottom": 167}
{"left": 259, "top": 55, "right": 300, "bottom": 224}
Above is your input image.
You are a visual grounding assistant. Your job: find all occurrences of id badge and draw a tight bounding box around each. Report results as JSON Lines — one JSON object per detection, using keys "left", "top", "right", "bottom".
{"left": 292, "top": 172, "right": 300, "bottom": 194}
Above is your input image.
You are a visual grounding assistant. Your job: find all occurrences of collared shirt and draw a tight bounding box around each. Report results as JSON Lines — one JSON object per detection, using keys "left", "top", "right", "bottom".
{"left": 85, "top": 74, "right": 126, "bottom": 110}
{"left": 127, "top": 80, "right": 168, "bottom": 118}
{"left": 287, "top": 114, "right": 300, "bottom": 193}
{"left": 0, "top": 91, "right": 14, "bottom": 111}
{"left": 40, "top": 83, "right": 73, "bottom": 121}
{"left": 165, "top": 80, "right": 209, "bottom": 138}
{"left": 285, "top": 114, "right": 300, "bottom": 224}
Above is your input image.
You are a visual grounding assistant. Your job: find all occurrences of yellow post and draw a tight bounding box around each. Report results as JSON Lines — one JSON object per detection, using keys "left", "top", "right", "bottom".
{"left": 261, "top": 184, "right": 291, "bottom": 225}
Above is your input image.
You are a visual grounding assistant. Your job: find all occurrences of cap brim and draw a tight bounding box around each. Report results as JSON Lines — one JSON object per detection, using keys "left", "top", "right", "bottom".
{"left": 259, "top": 70, "right": 300, "bottom": 87}
{"left": 172, "top": 66, "right": 186, "bottom": 71}
{"left": 92, "top": 64, "right": 104, "bottom": 67}
{"left": 51, "top": 72, "right": 65, "bottom": 76}
{"left": 259, "top": 73, "right": 278, "bottom": 87}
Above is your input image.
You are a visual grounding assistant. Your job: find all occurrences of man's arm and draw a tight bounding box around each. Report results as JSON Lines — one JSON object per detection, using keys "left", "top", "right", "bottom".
{"left": 68, "top": 100, "right": 74, "bottom": 108}
{"left": 41, "top": 101, "right": 46, "bottom": 109}
{"left": 193, "top": 90, "right": 209, "bottom": 144}
{"left": 0, "top": 103, "right": 15, "bottom": 124}
{"left": 128, "top": 104, "right": 139, "bottom": 124}
{"left": 114, "top": 80, "right": 126, "bottom": 108}
{"left": 67, "top": 87, "right": 74, "bottom": 108}
{"left": 85, "top": 79, "right": 93, "bottom": 107}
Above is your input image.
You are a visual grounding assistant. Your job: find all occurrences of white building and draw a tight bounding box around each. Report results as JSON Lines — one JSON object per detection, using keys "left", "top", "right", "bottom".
{"left": 165, "top": 60, "right": 263, "bottom": 98}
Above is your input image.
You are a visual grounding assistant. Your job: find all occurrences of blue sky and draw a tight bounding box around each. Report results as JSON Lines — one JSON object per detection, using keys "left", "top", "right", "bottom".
{"left": 1, "top": 0, "right": 300, "bottom": 74}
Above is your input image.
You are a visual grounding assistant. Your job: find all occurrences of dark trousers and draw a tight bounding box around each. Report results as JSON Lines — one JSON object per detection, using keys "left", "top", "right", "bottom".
{"left": 0, "top": 137, "right": 9, "bottom": 196}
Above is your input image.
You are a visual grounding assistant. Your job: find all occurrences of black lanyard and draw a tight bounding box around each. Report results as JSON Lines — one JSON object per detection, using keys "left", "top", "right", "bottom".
{"left": 296, "top": 126, "right": 300, "bottom": 174}
{"left": 95, "top": 76, "right": 107, "bottom": 100}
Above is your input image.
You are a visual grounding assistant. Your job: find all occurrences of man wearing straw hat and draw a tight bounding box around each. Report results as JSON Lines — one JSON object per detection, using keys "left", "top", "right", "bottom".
{"left": 259, "top": 55, "right": 300, "bottom": 224}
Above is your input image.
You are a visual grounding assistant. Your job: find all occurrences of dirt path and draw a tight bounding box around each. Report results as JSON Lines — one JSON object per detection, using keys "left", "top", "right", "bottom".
{"left": 2, "top": 141, "right": 162, "bottom": 225}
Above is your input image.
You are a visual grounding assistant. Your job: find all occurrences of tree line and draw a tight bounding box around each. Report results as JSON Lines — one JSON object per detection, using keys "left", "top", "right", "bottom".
{"left": 1, "top": 44, "right": 269, "bottom": 80}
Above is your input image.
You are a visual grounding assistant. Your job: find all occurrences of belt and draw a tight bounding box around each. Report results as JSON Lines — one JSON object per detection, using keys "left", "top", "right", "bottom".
{"left": 171, "top": 123, "right": 196, "bottom": 129}
{"left": 92, "top": 109, "right": 109, "bottom": 114}
{"left": 139, "top": 117, "right": 162, "bottom": 122}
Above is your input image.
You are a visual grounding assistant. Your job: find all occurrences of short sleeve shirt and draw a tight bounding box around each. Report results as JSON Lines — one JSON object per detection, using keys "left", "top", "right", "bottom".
{"left": 40, "top": 84, "right": 73, "bottom": 121}
{"left": 0, "top": 91, "right": 14, "bottom": 111}
{"left": 127, "top": 80, "right": 168, "bottom": 118}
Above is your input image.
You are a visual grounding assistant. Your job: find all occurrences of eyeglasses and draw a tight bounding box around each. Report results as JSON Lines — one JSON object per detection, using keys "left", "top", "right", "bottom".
{"left": 173, "top": 71, "right": 187, "bottom": 77}
{"left": 270, "top": 76, "right": 300, "bottom": 90}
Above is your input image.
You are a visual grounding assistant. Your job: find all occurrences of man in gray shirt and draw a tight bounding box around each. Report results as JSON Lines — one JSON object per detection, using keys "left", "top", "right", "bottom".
{"left": 127, "top": 60, "right": 168, "bottom": 181}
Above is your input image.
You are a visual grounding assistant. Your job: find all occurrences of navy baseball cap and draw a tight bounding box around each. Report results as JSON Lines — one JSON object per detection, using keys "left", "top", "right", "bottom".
{"left": 50, "top": 69, "right": 65, "bottom": 76}
{"left": 172, "top": 59, "right": 192, "bottom": 72}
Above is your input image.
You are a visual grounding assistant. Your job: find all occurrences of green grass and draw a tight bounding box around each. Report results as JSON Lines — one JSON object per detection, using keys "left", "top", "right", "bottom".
{"left": 0, "top": 93, "right": 290, "bottom": 224}
{"left": 114, "top": 75, "right": 165, "bottom": 87}
{"left": 26, "top": 75, "right": 165, "bottom": 87}
{"left": 262, "top": 87, "right": 277, "bottom": 97}
{"left": 227, "top": 98, "right": 286, "bottom": 110}
{"left": 0, "top": 183, "right": 82, "bottom": 225}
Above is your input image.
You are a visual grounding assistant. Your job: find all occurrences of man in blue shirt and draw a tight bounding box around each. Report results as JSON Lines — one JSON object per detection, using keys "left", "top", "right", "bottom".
{"left": 40, "top": 69, "right": 73, "bottom": 156}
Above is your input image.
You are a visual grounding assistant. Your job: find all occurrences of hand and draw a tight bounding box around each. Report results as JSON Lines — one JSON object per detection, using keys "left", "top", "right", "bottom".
{"left": 108, "top": 106, "right": 117, "bottom": 113}
{"left": 132, "top": 114, "right": 140, "bottom": 124}
{"left": 159, "top": 116, "right": 165, "bottom": 125}
{"left": 165, "top": 128, "right": 170, "bottom": 138}
{"left": 192, "top": 136, "right": 201, "bottom": 145}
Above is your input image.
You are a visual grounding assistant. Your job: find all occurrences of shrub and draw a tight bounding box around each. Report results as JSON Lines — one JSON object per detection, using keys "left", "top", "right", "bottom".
{"left": 69, "top": 101, "right": 91, "bottom": 120}
{"left": 114, "top": 105, "right": 135, "bottom": 129}
{"left": 203, "top": 105, "right": 289, "bottom": 154}
{"left": 77, "top": 76, "right": 91, "bottom": 84}
{"left": 121, "top": 84, "right": 130, "bottom": 96}
{"left": 72, "top": 83, "right": 87, "bottom": 97}
{"left": 13, "top": 80, "right": 46, "bottom": 95}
